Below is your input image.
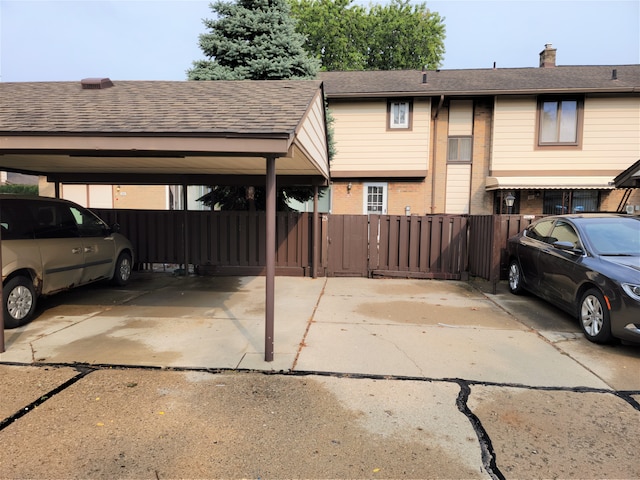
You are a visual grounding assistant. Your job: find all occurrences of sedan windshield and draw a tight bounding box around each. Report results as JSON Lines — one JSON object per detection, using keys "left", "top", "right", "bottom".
{"left": 581, "top": 218, "right": 640, "bottom": 256}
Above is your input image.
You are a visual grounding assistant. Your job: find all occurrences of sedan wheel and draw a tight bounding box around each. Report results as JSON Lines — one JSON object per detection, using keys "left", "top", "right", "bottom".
{"left": 508, "top": 260, "right": 524, "bottom": 294}
{"left": 579, "top": 289, "right": 613, "bottom": 343}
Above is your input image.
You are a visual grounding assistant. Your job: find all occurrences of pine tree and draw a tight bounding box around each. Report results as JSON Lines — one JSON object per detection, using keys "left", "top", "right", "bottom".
{"left": 189, "top": 0, "right": 326, "bottom": 211}
{"left": 188, "top": 0, "right": 320, "bottom": 80}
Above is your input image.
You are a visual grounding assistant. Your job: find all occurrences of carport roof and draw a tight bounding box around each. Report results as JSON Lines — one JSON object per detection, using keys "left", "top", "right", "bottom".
{"left": 614, "top": 159, "right": 640, "bottom": 188}
{"left": 0, "top": 79, "right": 330, "bottom": 185}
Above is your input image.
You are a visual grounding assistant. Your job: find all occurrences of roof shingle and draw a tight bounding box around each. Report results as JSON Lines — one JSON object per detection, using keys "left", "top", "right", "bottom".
{"left": 319, "top": 65, "right": 640, "bottom": 97}
{"left": 0, "top": 80, "right": 323, "bottom": 135}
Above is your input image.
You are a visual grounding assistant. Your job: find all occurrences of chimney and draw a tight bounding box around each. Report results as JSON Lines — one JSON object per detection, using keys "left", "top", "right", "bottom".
{"left": 81, "top": 78, "right": 114, "bottom": 89}
{"left": 539, "top": 44, "right": 557, "bottom": 68}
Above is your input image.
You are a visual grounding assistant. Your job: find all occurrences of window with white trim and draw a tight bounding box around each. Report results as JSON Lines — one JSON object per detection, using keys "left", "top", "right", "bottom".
{"left": 363, "top": 182, "right": 387, "bottom": 214}
{"left": 388, "top": 100, "right": 411, "bottom": 129}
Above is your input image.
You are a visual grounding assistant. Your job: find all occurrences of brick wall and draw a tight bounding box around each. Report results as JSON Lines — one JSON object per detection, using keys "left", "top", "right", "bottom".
{"left": 469, "top": 100, "right": 494, "bottom": 214}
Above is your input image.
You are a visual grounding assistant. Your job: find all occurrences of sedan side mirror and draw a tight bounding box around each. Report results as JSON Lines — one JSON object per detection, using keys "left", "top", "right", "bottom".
{"left": 553, "top": 240, "right": 583, "bottom": 254}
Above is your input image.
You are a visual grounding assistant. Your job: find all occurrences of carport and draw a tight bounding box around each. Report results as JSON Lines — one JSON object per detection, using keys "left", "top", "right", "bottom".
{"left": 0, "top": 78, "right": 331, "bottom": 360}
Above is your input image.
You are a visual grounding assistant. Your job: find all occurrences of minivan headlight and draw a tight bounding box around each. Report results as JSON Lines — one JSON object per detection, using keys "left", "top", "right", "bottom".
{"left": 622, "top": 283, "right": 640, "bottom": 301}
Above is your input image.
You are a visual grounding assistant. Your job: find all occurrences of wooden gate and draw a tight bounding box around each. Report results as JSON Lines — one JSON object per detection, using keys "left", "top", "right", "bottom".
{"left": 326, "top": 214, "right": 468, "bottom": 279}
{"left": 327, "top": 215, "right": 369, "bottom": 276}
{"left": 369, "top": 214, "right": 468, "bottom": 279}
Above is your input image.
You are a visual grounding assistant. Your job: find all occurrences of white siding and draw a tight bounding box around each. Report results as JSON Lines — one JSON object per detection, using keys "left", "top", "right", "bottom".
{"left": 445, "top": 164, "right": 471, "bottom": 214}
{"left": 295, "top": 92, "right": 330, "bottom": 178}
{"left": 61, "top": 184, "right": 88, "bottom": 207}
{"left": 329, "top": 99, "right": 430, "bottom": 174}
{"left": 60, "top": 184, "right": 112, "bottom": 208}
{"left": 88, "top": 185, "right": 113, "bottom": 208}
{"left": 492, "top": 96, "right": 640, "bottom": 173}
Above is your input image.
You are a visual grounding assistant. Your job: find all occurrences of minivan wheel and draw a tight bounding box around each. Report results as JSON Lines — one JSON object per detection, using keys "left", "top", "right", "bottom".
{"left": 508, "top": 260, "right": 524, "bottom": 294}
{"left": 112, "top": 252, "right": 132, "bottom": 286}
{"left": 579, "top": 289, "right": 613, "bottom": 343}
{"left": 3, "top": 276, "right": 37, "bottom": 328}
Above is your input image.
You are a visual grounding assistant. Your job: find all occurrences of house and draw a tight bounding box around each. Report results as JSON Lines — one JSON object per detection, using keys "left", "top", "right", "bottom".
{"left": 320, "top": 45, "right": 640, "bottom": 216}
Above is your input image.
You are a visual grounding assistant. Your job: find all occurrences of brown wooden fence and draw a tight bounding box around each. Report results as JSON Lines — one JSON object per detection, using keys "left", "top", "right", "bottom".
{"left": 94, "top": 209, "right": 318, "bottom": 276}
{"left": 368, "top": 214, "right": 468, "bottom": 279}
{"left": 94, "top": 209, "right": 535, "bottom": 282}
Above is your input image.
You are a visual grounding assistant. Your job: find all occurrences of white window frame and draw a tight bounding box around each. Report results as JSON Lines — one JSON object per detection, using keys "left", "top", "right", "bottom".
{"left": 388, "top": 101, "right": 411, "bottom": 129}
{"left": 363, "top": 182, "right": 388, "bottom": 214}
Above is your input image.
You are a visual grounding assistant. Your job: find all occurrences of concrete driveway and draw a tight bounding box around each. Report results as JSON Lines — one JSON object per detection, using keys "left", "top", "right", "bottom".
{"left": 1, "top": 273, "right": 639, "bottom": 479}
{"left": 2, "top": 272, "right": 638, "bottom": 389}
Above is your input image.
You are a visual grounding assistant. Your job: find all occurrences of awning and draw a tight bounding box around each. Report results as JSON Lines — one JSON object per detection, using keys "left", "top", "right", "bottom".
{"left": 485, "top": 176, "right": 616, "bottom": 191}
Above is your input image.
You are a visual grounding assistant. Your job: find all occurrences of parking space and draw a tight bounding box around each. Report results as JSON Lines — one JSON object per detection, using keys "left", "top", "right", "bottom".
{"left": 1, "top": 273, "right": 638, "bottom": 390}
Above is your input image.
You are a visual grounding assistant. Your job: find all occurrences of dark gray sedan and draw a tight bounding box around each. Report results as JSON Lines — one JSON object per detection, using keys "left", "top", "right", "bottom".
{"left": 507, "top": 214, "right": 640, "bottom": 344}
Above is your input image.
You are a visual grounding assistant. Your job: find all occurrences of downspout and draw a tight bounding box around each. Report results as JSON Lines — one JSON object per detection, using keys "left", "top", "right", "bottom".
{"left": 431, "top": 95, "right": 445, "bottom": 213}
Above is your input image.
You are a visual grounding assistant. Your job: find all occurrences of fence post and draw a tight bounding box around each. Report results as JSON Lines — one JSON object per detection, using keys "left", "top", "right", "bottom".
{"left": 490, "top": 215, "right": 503, "bottom": 294}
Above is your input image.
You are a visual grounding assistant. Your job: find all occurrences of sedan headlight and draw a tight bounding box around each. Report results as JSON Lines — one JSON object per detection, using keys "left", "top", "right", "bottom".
{"left": 621, "top": 283, "right": 640, "bottom": 302}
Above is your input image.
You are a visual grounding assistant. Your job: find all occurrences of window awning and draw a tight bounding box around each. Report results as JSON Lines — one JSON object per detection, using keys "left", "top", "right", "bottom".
{"left": 485, "top": 176, "right": 615, "bottom": 191}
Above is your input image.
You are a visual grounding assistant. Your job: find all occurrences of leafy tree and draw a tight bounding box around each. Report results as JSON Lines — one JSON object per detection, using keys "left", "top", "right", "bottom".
{"left": 289, "top": 0, "right": 446, "bottom": 71}
{"left": 289, "top": 0, "right": 370, "bottom": 71}
{"left": 189, "top": 0, "right": 327, "bottom": 211}
{"left": 367, "top": 0, "right": 445, "bottom": 70}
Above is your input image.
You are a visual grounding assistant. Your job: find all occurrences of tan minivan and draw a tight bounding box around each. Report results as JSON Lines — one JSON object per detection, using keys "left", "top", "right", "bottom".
{"left": 1, "top": 195, "right": 134, "bottom": 328}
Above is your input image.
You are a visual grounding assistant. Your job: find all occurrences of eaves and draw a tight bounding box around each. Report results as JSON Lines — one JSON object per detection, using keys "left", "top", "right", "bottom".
{"left": 326, "top": 86, "right": 640, "bottom": 99}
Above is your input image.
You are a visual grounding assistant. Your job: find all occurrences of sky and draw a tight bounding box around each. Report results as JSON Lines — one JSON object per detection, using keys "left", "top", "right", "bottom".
{"left": 0, "top": 0, "right": 638, "bottom": 82}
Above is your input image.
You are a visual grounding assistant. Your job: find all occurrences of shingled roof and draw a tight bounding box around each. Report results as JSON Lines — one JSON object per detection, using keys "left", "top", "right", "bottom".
{"left": 0, "top": 80, "right": 322, "bottom": 135}
{"left": 0, "top": 79, "right": 330, "bottom": 183}
{"left": 319, "top": 65, "right": 640, "bottom": 98}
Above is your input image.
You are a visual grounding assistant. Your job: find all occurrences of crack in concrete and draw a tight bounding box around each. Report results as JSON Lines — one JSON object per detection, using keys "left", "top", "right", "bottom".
{"left": 2, "top": 362, "right": 639, "bottom": 478}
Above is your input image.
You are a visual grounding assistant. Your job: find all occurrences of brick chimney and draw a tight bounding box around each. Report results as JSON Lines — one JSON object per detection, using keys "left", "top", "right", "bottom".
{"left": 539, "top": 44, "right": 557, "bottom": 68}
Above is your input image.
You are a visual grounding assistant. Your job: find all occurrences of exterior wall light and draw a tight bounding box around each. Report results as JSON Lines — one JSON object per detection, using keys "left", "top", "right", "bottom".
{"left": 505, "top": 192, "right": 516, "bottom": 214}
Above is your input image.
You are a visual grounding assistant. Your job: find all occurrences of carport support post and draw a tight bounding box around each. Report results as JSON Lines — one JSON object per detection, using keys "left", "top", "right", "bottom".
{"left": 265, "top": 155, "right": 276, "bottom": 362}
{"left": 0, "top": 211, "right": 4, "bottom": 353}
{"left": 313, "top": 186, "right": 319, "bottom": 279}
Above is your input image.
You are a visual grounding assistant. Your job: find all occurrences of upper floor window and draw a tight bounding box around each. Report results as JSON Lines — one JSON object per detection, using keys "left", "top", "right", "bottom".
{"left": 388, "top": 100, "right": 412, "bottom": 130}
{"left": 537, "top": 96, "right": 584, "bottom": 147}
{"left": 448, "top": 137, "right": 473, "bottom": 163}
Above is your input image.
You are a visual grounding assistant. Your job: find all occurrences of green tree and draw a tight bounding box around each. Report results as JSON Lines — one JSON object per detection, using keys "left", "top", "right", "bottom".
{"left": 188, "top": 0, "right": 320, "bottom": 80}
{"left": 368, "top": 0, "right": 445, "bottom": 70}
{"left": 189, "top": 0, "right": 327, "bottom": 211}
{"left": 289, "top": 0, "right": 370, "bottom": 71}
{"left": 289, "top": 0, "right": 446, "bottom": 71}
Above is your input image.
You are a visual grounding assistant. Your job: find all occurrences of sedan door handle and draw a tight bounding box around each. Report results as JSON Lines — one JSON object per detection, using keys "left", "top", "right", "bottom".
{"left": 71, "top": 247, "right": 82, "bottom": 254}
{"left": 84, "top": 246, "right": 93, "bottom": 253}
